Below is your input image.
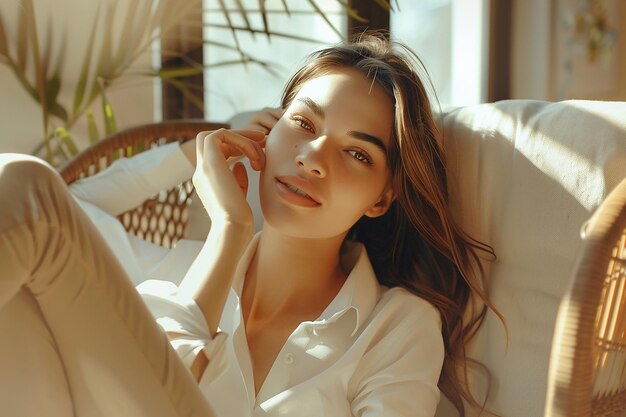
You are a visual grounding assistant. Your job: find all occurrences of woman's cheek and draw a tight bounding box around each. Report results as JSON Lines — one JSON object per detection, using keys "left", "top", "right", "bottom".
{"left": 265, "top": 125, "right": 295, "bottom": 160}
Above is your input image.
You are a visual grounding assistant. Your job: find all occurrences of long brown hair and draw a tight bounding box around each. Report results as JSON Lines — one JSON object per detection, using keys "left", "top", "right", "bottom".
{"left": 281, "top": 32, "right": 504, "bottom": 416}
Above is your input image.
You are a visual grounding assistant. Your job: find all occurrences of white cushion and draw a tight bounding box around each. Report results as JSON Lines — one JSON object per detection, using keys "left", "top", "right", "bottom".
{"left": 440, "top": 100, "right": 626, "bottom": 417}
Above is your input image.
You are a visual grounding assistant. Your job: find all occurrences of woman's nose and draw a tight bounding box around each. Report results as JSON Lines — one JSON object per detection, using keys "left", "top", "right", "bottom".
{"left": 294, "top": 137, "right": 328, "bottom": 178}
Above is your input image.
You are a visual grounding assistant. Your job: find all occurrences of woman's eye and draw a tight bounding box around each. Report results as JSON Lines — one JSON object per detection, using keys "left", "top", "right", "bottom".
{"left": 291, "top": 116, "right": 315, "bottom": 133}
{"left": 348, "top": 150, "right": 373, "bottom": 165}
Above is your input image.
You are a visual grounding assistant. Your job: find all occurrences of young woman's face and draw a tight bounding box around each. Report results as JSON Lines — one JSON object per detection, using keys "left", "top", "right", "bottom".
{"left": 259, "top": 67, "right": 395, "bottom": 239}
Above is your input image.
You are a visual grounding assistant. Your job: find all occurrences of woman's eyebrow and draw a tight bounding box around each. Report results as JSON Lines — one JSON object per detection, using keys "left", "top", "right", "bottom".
{"left": 296, "top": 97, "right": 325, "bottom": 118}
{"left": 347, "top": 131, "right": 387, "bottom": 154}
{"left": 296, "top": 96, "right": 387, "bottom": 154}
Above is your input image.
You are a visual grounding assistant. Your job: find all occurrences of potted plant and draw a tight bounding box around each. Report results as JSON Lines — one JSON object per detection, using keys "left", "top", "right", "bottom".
{"left": 0, "top": 0, "right": 390, "bottom": 165}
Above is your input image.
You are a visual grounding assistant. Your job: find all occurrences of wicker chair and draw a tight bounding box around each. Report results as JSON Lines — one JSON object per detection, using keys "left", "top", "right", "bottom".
{"left": 59, "top": 120, "right": 227, "bottom": 248}
{"left": 545, "top": 177, "right": 626, "bottom": 417}
{"left": 57, "top": 104, "right": 626, "bottom": 417}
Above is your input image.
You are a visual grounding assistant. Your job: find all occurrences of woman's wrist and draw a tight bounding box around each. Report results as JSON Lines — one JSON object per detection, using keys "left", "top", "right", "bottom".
{"left": 209, "top": 220, "right": 254, "bottom": 252}
{"left": 187, "top": 221, "right": 253, "bottom": 336}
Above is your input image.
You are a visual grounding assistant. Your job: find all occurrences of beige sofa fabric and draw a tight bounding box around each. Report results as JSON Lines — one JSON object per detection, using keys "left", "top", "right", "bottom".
{"left": 441, "top": 100, "right": 626, "bottom": 417}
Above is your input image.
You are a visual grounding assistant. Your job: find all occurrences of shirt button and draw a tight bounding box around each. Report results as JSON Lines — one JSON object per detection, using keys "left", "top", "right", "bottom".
{"left": 284, "top": 353, "right": 295, "bottom": 365}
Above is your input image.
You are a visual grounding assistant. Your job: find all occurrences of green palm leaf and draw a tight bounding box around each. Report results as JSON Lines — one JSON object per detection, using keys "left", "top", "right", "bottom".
{"left": 337, "top": 1, "right": 368, "bottom": 23}
{"left": 307, "top": 0, "right": 343, "bottom": 39}
{"left": 163, "top": 78, "right": 204, "bottom": 110}
{"left": 258, "top": 0, "right": 269, "bottom": 37}
{"left": 2, "top": 0, "right": 389, "bottom": 166}
{"left": 101, "top": 92, "right": 117, "bottom": 136}
{"left": 217, "top": 0, "right": 246, "bottom": 59}
{"left": 73, "top": 3, "right": 100, "bottom": 116}
{"left": 233, "top": 0, "right": 254, "bottom": 33}
{"left": 280, "top": 0, "right": 291, "bottom": 17}
{"left": 46, "top": 74, "right": 68, "bottom": 122}
{"left": 158, "top": 67, "right": 204, "bottom": 79}
{"left": 16, "top": 2, "right": 28, "bottom": 72}
{"left": 113, "top": 0, "right": 141, "bottom": 70}
{"left": 86, "top": 110, "right": 100, "bottom": 144}
{"left": 0, "top": 12, "right": 8, "bottom": 57}
{"left": 40, "top": 18, "right": 53, "bottom": 77}
{"left": 203, "top": 23, "right": 327, "bottom": 44}
{"left": 373, "top": 0, "right": 392, "bottom": 11}
{"left": 54, "top": 127, "right": 78, "bottom": 156}
{"left": 22, "top": 0, "right": 52, "bottom": 159}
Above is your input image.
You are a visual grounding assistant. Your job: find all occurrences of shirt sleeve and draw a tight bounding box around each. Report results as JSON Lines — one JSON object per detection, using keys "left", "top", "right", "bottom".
{"left": 136, "top": 279, "right": 230, "bottom": 383}
{"left": 69, "top": 142, "right": 195, "bottom": 216}
{"left": 350, "top": 291, "right": 444, "bottom": 417}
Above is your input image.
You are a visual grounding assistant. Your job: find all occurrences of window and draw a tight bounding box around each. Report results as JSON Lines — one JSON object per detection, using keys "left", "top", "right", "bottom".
{"left": 390, "top": 0, "right": 490, "bottom": 107}
{"left": 202, "top": 0, "right": 346, "bottom": 121}
{"left": 163, "top": 0, "right": 503, "bottom": 119}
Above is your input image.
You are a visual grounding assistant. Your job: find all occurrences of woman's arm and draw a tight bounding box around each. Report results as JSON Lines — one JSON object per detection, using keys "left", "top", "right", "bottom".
{"left": 69, "top": 142, "right": 194, "bottom": 216}
{"left": 180, "top": 220, "right": 252, "bottom": 338}
{"left": 165, "top": 109, "right": 282, "bottom": 378}
{"left": 138, "top": 279, "right": 231, "bottom": 383}
{"left": 70, "top": 108, "right": 281, "bottom": 217}
{"left": 177, "top": 129, "right": 265, "bottom": 337}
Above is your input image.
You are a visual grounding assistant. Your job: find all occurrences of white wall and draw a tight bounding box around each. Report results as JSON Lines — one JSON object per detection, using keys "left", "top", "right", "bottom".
{"left": 0, "top": 0, "right": 155, "bottom": 156}
{"left": 510, "top": 0, "right": 553, "bottom": 100}
{"left": 511, "top": 0, "right": 625, "bottom": 101}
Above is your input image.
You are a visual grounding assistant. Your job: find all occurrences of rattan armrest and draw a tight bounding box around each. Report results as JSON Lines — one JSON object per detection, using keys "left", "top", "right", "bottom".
{"left": 546, "top": 177, "right": 626, "bottom": 417}
{"left": 59, "top": 120, "right": 227, "bottom": 248}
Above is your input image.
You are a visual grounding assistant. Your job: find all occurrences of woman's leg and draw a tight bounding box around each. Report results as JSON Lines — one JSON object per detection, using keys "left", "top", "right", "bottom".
{"left": 0, "top": 288, "right": 75, "bottom": 417}
{"left": 0, "top": 154, "right": 215, "bottom": 417}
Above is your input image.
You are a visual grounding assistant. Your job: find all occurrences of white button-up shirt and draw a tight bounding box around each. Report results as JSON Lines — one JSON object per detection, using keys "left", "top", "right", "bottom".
{"left": 70, "top": 143, "right": 445, "bottom": 417}
{"left": 139, "top": 232, "right": 444, "bottom": 417}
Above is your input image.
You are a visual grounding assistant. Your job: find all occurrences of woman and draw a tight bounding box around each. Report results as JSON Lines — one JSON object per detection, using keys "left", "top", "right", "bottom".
{"left": 0, "top": 33, "right": 498, "bottom": 417}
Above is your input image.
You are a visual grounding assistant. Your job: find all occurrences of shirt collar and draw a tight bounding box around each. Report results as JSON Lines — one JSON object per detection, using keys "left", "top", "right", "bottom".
{"left": 231, "top": 233, "right": 380, "bottom": 337}
{"left": 315, "top": 239, "right": 380, "bottom": 336}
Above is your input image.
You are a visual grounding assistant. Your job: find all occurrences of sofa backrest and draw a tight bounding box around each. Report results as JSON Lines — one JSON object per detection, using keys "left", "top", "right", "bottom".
{"left": 440, "top": 100, "right": 626, "bottom": 417}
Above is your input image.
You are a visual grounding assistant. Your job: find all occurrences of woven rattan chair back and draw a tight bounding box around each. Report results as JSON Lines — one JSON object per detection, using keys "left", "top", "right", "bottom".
{"left": 60, "top": 120, "right": 227, "bottom": 248}
{"left": 546, "top": 177, "right": 626, "bottom": 417}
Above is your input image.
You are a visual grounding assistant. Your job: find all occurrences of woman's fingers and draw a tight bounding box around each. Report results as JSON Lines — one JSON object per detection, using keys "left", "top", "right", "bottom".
{"left": 195, "top": 129, "right": 265, "bottom": 175}
{"left": 193, "top": 130, "right": 256, "bottom": 226}
{"left": 244, "top": 107, "right": 283, "bottom": 133}
{"left": 212, "top": 130, "right": 265, "bottom": 171}
{"left": 266, "top": 107, "right": 283, "bottom": 119}
{"left": 232, "top": 162, "right": 248, "bottom": 197}
{"left": 196, "top": 131, "right": 206, "bottom": 164}
{"left": 230, "top": 129, "right": 267, "bottom": 145}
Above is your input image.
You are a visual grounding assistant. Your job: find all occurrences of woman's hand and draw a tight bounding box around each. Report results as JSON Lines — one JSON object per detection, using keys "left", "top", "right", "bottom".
{"left": 192, "top": 129, "right": 266, "bottom": 228}
{"left": 180, "top": 108, "right": 282, "bottom": 166}
{"left": 181, "top": 129, "right": 265, "bottom": 336}
{"left": 243, "top": 107, "right": 283, "bottom": 134}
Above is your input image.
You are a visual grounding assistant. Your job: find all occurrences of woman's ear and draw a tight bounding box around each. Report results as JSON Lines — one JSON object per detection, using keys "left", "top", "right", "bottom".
{"left": 365, "top": 188, "right": 395, "bottom": 218}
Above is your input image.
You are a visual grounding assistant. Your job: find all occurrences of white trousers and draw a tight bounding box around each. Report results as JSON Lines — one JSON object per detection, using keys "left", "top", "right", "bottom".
{"left": 0, "top": 154, "right": 215, "bottom": 417}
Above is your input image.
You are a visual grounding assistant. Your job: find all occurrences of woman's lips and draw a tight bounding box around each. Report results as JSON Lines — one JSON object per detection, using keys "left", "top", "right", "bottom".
{"left": 275, "top": 177, "right": 321, "bottom": 207}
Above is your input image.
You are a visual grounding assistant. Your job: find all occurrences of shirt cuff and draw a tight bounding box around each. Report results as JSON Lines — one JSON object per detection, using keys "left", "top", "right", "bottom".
{"left": 137, "top": 279, "right": 230, "bottom": 383}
